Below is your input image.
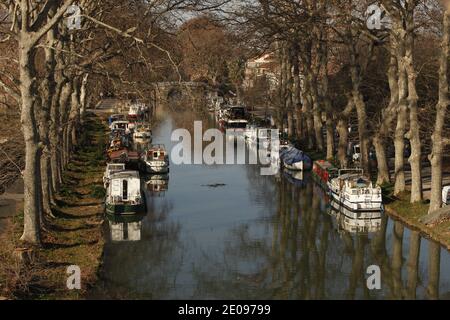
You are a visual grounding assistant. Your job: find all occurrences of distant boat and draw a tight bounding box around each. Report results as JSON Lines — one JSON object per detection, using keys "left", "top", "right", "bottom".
{"left": 279, "top": 145, "right": 312, "bottom": 171}
{"left": 108, "top": 114, "right": 125, "bottom": 126}
{"left": 224, "top": 106, "right": 248, "bottom": 131}
{"left": 110, "top": 120, "right": 130, "bottom": 131}
{"left": 133, "top": 124, "right": 152, "bottom": 142}
{"left": 105, "top": 171, "right": 146, "bottom": 215}
{"left": 108, "top": 149, "right": 140, "bottom": 165}
{"left": 140, "top": 144, "right": 169, "bottom": 174}
{"left": 128, "top": 104, "right": 144, "bottom": 121}
{"left": 328, "top": 169, "right": 383, "bottom": 212}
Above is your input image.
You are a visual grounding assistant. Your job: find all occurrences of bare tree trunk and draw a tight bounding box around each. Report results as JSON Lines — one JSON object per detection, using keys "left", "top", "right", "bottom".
{"left": 325, "top": 114, "right": 334, "bottom": 160}
{"left": 429, "top": 10, "right": 450, "bottom": 213}
{"left": 292, "top": 45, "right": 303, "bottom": 141}
{"left": 19, "top": 42, "right": 42, "bottom": 245}
{"left": 394, "top": 30, "right": 408, "bottom": 195}
{"left": 349, "top": 43, "right": 370, "bottom": 174}
{"left": 300, "top": 42, "right": 315, "bottom": 149}
{"left": 70, "top": 78, "right": 81, "bottom": 148}
{"left": 320, "top": 58, "right": 334, "bottom": 160}
{"left": 50, "top": 76, "right": 65, "bottom": 190}
{"left": 301, "top": 76, "right": 315, "bottom": 149}
{"left": 374, "top": 55, "right": 398, "bottom": 185}
{"left": 310, "top": 73, "right": 324, "bottom": 152}
{"left": 404, "top": 13, "right": 423, "bottom": 203}
{"left": 39, "top": 26, "right": 57, "bottom": 216}
{"left": 352, "top": 90, "right": 370, "bottom": 174}
{"left": 277, "top": 43, "right": 287, "bottom": 134}
{"left": 337, "top": 98, "right": 354, "bottom": 168}
{"left": 60, "top": 82, "right": 72, "bottom": 168}
{"left": 79, "top": 73, "right": 89, "bottom": 124}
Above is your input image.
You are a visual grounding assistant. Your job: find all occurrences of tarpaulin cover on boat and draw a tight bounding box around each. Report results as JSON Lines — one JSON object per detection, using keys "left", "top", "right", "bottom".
{"left": 280, "top": 146, "right": 312, "bottom": 167}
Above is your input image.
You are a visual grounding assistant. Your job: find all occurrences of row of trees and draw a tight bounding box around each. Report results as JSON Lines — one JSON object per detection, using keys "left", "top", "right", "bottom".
{"left": 0, "top": 0, "right": 226, "bottom": 246}
{"left": 230, "top": 0, "right": 450, "bottom": 212}
{"left": 1, "top": 0, "right": 449, "bottom": 247}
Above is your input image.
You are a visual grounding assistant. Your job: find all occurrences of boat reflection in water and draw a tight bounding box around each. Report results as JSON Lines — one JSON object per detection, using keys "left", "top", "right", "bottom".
{"left": 283, "top": 169, "right": 308, "bottom": 188}
{"left": 328, "top": 199, "right": 382, "bottom": 234}
{"left": 106, "top": 213, "right": 146, "bottom": 242}
{"left": 95, "top": 111, "right": 450, "bottom": 300}
{"left": 144, "top": 174, "right": 169, "bottom": 196}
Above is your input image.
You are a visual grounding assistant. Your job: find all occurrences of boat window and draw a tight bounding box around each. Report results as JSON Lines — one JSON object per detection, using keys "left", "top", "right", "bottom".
{"left": 153, "top": 152, "right": 158, "bottom": 158}
{"left": 123, "top": 180, "right": 128, "bottom": 200}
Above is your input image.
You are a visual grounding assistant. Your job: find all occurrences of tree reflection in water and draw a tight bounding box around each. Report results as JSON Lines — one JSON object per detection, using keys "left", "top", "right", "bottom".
{"left": 94, "top": 183, "right": 181, "bottom": 299}
{"left": 191, "top": 167, "right": 448, "bottom": 300}
{"left": 93, "top": 110, "right": 449, "bottom": 299}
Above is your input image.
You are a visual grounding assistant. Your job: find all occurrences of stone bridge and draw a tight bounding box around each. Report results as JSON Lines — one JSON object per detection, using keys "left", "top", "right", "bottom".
{"left": 153, "top": 81, "right": 210, "bottom": 107}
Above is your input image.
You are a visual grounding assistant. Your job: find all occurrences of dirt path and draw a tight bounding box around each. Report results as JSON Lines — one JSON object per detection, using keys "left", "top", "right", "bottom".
{"left": 33, "top": 114, "right": 107, "bottom": 299}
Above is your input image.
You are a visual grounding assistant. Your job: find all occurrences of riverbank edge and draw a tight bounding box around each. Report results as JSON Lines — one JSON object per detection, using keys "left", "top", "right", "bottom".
{"left": 0, "top": 113, "right": 107, "bottom": 300}
{"left": 385, "top": 201, "right": 450, "bottom": 251}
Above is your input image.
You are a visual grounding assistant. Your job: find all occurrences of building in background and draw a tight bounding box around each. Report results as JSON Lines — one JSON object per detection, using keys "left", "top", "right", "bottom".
{"left": 243, "top": 53, "right": 279, "bottom": 90}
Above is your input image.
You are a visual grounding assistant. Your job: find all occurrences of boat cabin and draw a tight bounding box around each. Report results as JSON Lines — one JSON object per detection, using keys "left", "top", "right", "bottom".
{"left": 110, "top": 120, "right": 130, "bottom": 131}
{"left": 129, "top": 105, "right": 140, "bottom": 116}
{"left": 107, "top": 171, "right": 142, "bottom": 205}
{"left": 146, "top": 144, "right": 167, "bottom": 161}
{"left": 134, "top": 124, "right": 152, "bottom": 139}
{"left": 109, "top": 114, "right": 125, "bottom": 125}
{"left": 105, "top": 163, "right": 126, "bottom": 177}
{"left": 128, "top": 104, "right": 146, "bottom": 121}
{"left": 443, "top": 186, "right": 450, "bottom": 206}
{"left": 337, "top": 174, "right": 371, "bottom": 191}
{"left": 104, "top": 163, "right": 126, "bottom": 187}
{"left": 228, "top": 106, "right": 246, "bottom": 120}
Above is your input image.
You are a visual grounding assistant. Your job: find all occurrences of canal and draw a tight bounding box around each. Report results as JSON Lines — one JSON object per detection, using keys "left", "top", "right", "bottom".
{"left": 94, "top": 108, "right": 450, "bottom": 300}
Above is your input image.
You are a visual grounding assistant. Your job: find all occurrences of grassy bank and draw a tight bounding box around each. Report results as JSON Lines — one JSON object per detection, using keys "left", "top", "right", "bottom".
{"left": 0, "top": 113, "right": 107, "bottom": 299}
{"left": 385, "top": 191, "right": 450, "bottom": 251}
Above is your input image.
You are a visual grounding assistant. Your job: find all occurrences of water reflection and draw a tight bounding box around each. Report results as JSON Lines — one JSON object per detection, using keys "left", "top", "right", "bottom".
{"left": 106, "top": 213, "right": 145, "bottom": 242}
{"left": 328, "top": 202, "right": 382, "bottom": 234}
{"left": 95, "top": 110, "right": 450, "bottom": 300}
{"left": 96, "top": 164, "right": 181, "bottom": 299}
{"left": 144, "top": 174, "right": 169, "bottom": 195}
{"left": 190, "top": 166, "right": 449, "bottom": 300}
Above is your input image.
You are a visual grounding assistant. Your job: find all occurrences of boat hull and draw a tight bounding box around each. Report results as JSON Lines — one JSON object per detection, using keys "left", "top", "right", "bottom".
{"left": 105, "top": 202, "right": 146, "bottom": 215}
{"left": 329, "top": 187, "right": 383, "bottom": 213}
{"left": 312, "top": 172, "right": 329, "bottom": 189}
{"left": 283, "top": 161, "right": 311, "bottom": 171}
{"left": 329, "top": 202, "right": 382, "bottom": 233}
{"left": 142, "top": 161, "right": 169, "bottom": 174}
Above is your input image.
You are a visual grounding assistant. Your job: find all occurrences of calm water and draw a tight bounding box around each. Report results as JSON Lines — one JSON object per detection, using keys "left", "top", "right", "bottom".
{"left": 93, "top": 110, "right": 450, "bottom": 300}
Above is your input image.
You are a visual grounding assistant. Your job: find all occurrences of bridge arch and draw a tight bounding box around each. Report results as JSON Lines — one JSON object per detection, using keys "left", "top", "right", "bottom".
{"left": 154, "top": 82, "right": 209, "bottom": 107}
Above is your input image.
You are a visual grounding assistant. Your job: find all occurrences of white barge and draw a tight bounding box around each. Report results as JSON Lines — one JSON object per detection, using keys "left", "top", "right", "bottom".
{"left": 328, "top": 169, "right": 383, "bottom": 212}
